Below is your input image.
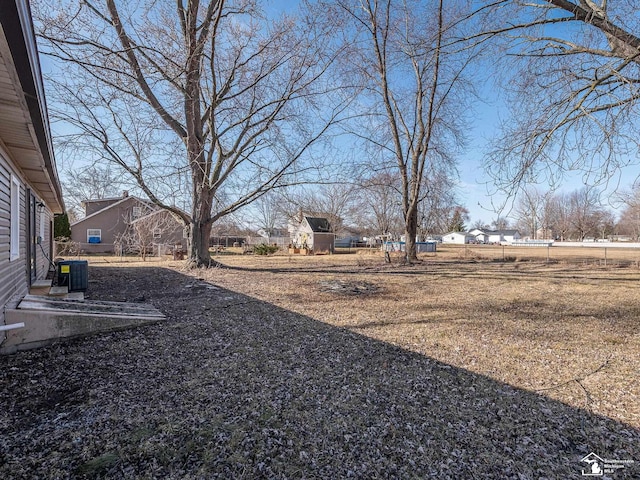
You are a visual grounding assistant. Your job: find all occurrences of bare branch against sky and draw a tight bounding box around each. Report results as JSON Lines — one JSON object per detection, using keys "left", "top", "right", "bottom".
{"left": 481, "top": 0, "right": 640, "bottom": 199}
{"left": 34, "top": 0, "right": 352, "bottom": 266}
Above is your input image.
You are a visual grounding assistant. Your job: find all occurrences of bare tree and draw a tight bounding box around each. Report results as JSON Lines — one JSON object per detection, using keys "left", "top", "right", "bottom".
{"left": 323, "top": 0, "right": 478, "bottom": 261}
{"left": 617, "top": 187, "right": 640, "bottom": 240}
{"left": 514, "top": 187, "right": 554, "bottom": 238}
{"left": 471, "top": 219, "right": 490, "bottom": 230}
{"left": 568, "top": 187, "right": 603, "bottom": 240}
{"left": 63, "top": 163, "right": 126, "bottom": 219}
{"left": 483, "top": 1, "right": 640, "bottom": 192}
{"left": 115, "top": 210, "right": 181, "bottom": 261}
{"left": 491, "top": 216, "right": 511, "bottom": 231}
{"left": 595, "top": 209, "right": 617, "bottom": 240}
{"left": 357, "top": 173, "right": 404, "bottom": 239}
{"left": 447, "top": 206, "right": 470, "bottom": 232}
{"left": 419, "top": 169, "right": 461, "bottom": 237}
{"left": 279, "top": 184, "right": 358, "bottom": 236}
{"left": 34, "top": 0, "right": 348, "bottom": 266}
{"left": 546, "top": 192, "right": 572, "bottom": 241}
{"left": 247, "top": 192, "right": 287, "bottom": 242}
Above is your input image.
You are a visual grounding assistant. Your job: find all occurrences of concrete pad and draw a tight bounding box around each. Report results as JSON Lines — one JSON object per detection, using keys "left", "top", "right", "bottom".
{"left": 29, "top": 279, "right": 53, "bottom": 296}
{"left": 49, "top": 286, "right": 69, "bottom": 296}
{"left": 1, "top": 295, "right": 165, "bottom": 354}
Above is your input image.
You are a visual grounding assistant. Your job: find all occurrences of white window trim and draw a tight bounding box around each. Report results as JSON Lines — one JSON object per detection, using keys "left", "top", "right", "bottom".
{"left": 10, "top": 175, "right": 20, "bottom": 261}
{"left": 153, "top": 227, "right": 162, "bottom": 239}
{"left": 132, "top": 206, "right": 141, "bottom": 218}
{"left": 87, "top": 228, "right": 102, "bottom": 243}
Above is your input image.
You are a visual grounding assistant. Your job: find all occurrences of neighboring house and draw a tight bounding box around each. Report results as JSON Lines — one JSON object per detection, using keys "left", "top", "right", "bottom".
{"left": 334, "top": 235, "right": 362, "bottom": 248}
{"left": 334, "top": 226, "right": 364, "bottom": 248}
{"left": 127, "top": 209, "right": 186, "bottom": 255}
{"left": 535, "top": 227, "right": 553, "bottom": 240}
{"left": 290, "top": 216, "right": 334, "bottom": 254}
{"left": 467, "top": 228, "right": 521, "bottom": 244}
{"left": 468, "top": 228, "right": 488, "bottom": 243}
{"left": 442, "top": 232, "right": 474, "bottom": 244}
{"left": 247, "top": 227, "right": 290, "bottom": 248}
{"left": 486, "top": 229, "right": 521, "bottom": 244}
{"left": 0, "top": 1, "right": 64, "bottom": 329}
{"left": 70, "top": 193, "right": 156, "bottom": 253}
{"left": 257, "top": 227, "right": 289, "bottom": 239}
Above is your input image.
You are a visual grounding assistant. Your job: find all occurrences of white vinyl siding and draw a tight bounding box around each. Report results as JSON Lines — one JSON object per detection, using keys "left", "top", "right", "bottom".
{"left": 10, "top": 175, "right": 20, "bottom": 261}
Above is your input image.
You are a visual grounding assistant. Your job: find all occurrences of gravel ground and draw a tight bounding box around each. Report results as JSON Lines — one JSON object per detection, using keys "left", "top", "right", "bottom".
{"left": 0, "top": 262, "right": 638, "bottom": 479}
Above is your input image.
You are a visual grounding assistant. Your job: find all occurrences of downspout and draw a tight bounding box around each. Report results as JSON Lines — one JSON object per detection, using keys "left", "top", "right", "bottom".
{"left": 0, "top": 323, "right": 25, "bottom": 331}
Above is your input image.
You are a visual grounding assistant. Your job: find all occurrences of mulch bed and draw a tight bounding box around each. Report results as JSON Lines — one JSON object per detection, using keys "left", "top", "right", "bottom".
{"left": 0, "top": 263, "right": 638, "bottom": 479}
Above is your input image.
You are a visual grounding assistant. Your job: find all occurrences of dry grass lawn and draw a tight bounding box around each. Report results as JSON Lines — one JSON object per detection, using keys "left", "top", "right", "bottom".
{"left": 197, "top": 246, "right": 640, "bottom": 429}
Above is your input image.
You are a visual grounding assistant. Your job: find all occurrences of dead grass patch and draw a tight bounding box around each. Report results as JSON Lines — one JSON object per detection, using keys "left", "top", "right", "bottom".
{"left": 198, "top": 252, "right": 640, "bottom": 428}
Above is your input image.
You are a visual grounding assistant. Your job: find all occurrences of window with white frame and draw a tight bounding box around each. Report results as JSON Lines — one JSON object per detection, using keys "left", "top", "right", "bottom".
{"left": 153, "top": 227, "right": 162, "bottom": 239}
{"left": 87, "top": 228, "right": 102, "bottom": 243}
{"left": 10, "top": 175, "right": 20, "bottom": 260}
{"left": 132, "top": 206, "right": 141, "bottom": 218}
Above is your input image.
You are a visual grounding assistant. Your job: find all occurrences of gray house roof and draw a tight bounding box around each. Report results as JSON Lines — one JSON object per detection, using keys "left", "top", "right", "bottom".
{"left": 71, "top": 196, "right": 154, "bottom": 226}
{"left": 485, "top": 229, "right": 520, "bottom": 236}
{"left": 305, "top": 217, "right": 332, "bottom": 233}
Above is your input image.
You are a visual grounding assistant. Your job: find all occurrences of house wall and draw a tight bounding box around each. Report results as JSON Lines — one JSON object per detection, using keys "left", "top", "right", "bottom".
{"left": 312, "top": 233, "right": 334, "bottom": 253}
{"left": 442, "top": 233, "right": 469, "bottom": 244}
{"left": 139, "top": 211, "right": 186, "bottom": 253}
{"left": 0, "top": 144, "right": 54, "bottom": 329}
{"left": 0, "top": 145, "right": 27, "bottom": 329}
{"left": 155, "top": 225, "right": 185, "bottom": 248}
{"left": 504, "top": 232, "right": 521, "bottom": 242}
{"left": 291, "top": 218, "right": 334, "bottom": 253}
{"left": 70, "top": 198, "right": 152, "bottom": 253}
{"left": 292, "top": 224, "right": 314, "bottom": 249}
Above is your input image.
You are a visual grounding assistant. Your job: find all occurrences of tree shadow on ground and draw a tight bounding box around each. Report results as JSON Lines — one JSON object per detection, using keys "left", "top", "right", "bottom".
{"left": 0, "top": 266, "right": 637, "bottom": 479}
{"left": 220, "top": 258, "right": 640, "bottom": 284}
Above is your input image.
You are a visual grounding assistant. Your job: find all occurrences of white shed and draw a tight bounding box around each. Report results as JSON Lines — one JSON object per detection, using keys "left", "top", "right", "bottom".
{"left": 442, "top": 232, "right": 474, "bottom": 244}
{"left": 290, "top": 216, "right": 334, "bottom": 254}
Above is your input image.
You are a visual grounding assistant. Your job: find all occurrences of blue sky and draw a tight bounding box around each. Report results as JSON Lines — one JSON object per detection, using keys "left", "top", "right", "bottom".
{"left": 268, "top": 0, "right": 640, "bottom": 225}
{"left": 458, "top": 106, "right": 640, "bottom": 226}
{"left": 39, "top": 0, "right": 640, "bottom": 227}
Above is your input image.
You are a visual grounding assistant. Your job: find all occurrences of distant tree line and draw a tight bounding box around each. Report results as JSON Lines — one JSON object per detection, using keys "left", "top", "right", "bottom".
{"left": 509, "top": 186, "right": 640, "bottom": 241}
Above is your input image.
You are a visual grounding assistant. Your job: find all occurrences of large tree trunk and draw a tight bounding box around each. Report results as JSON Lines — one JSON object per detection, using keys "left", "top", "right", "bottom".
{"left": 405, "top": 205, "right": 419, "bottom": 262}
{"left": 188, "top": 182, "right": 214, "bottom": 267}
{"left": 189, "top": 219, "right": 213, "bottom": 266}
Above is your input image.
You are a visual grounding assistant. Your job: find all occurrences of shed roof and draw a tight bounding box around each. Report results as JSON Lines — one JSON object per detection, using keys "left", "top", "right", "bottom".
{"left": 305, "top": 216, "right": 332, "bottom": 233}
